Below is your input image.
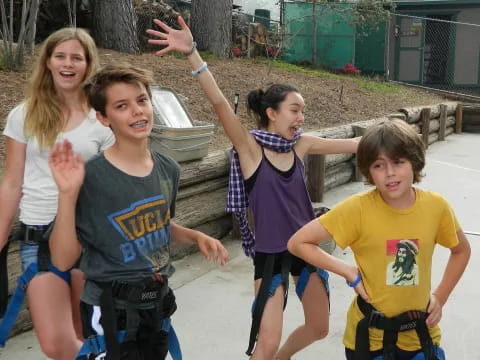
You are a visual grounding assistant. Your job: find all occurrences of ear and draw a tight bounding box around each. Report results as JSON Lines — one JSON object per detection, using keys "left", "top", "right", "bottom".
{"left": 266, "top": 107, "right": 277, "bottom": 122}
{"left": 96, "top": 111, "right": 111, "bottom": 128}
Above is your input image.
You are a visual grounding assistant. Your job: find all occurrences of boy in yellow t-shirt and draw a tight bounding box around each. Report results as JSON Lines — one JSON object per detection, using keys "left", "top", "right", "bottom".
{"left": 288, "top": 119, "right": 471, "bottom": 359}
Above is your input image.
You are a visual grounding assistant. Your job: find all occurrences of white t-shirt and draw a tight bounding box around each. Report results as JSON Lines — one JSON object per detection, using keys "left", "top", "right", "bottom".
{"left": 3, "top": 104, "right": 115, "bottom": 225}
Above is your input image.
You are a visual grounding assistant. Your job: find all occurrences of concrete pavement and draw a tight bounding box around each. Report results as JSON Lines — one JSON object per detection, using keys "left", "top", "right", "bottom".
{"left": 1, "top": 133, "right": 479, "bottom": 360}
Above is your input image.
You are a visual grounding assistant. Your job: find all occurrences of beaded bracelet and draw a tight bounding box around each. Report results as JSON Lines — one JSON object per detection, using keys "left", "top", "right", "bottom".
{"left": 183, "top": 41, "right": 197, "bottom": 56}
{"left": 192, "top": 62, "right": 208, "bottom": 77}
{"left": 346, "top": 272, "right": 362, "bottom": 287}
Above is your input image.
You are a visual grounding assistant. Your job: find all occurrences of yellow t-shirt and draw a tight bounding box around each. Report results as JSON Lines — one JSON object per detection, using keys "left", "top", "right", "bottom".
{"left": 319, "top": 188, "right": 460, "bottom": 351}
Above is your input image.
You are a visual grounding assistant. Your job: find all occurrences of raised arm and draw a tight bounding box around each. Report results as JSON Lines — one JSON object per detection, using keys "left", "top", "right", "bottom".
{"left": 0, "top": 138, "right": 26, "bottom": 251}
{"left": 48, "top": 140, "right": 84, "bottom": 271}
{"left": 295, "top": 134, "right": 360, "bottom": 158}
{"left": 147, "top": 17, "right": 259, "bottom": 166}
{"left": 288, "top": 218, "right": 369, "bottom": 302}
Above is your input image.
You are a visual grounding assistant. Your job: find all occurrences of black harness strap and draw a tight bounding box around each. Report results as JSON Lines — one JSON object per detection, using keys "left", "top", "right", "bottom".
{"left": 100, "top": 285, "right": 121, "bottom": 360}
{"left": 355, "top": 296, "right": 437, "bottom": 360}
{"left": 16, "top": 223, "right": 52, "bottom": 272}
{"left": 0, "top": 241, "right": 10, "bottom": 318}
{"left": 246, "top": 252, "right": 291, "bottom": 356}
{"left": 98, "top": 279, "right": 169, "bottom": 360}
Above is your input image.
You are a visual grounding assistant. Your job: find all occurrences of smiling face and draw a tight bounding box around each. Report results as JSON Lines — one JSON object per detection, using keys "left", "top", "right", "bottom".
{"left": 97, "top": 82, "right": 153, "bottom": 141}
{"left": 369, "top": 151, "right": 416, "bottom": 209}
{"left": 47, "top": 39, "right": 87, "bottom": 94}
{"left": 267, "top": 91, "right": 305, "bottom": 139}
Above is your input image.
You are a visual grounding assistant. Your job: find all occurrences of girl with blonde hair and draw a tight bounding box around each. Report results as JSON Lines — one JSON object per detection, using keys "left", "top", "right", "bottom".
{"left": 0, "top": 27, "right": 113, "bottom": 359}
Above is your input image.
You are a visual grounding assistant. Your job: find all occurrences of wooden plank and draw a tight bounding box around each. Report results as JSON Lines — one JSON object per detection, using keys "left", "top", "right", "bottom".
{"left": 421, "top": 108, "right": 431, "bottom": 148}
{"left": 179, "top": 150, "right": 230, "bottom": 188}
{"left": 305, "top": 154, "right": 326, "bottom": 202}
{"left": 456, "top": 103, "right": 463, "bottom": 134}
{"left": 438, "top": 104, "right": 447, "bottom": 141}
{"left": 175, "top": 186, "right": 228, "bottom": 229}
{"left": 171, "top": 215, "right": 233, "bottom": 260}
{"left": 177, "top": 177, "right": 228, "bottom": 200}
{"left": 399, "top": 105, "right": 439, "bottom": 123}
{"left": 324, "top": 161, "right": 355, "bottom": 192}
{"left": 325, "top": 153, "right": 354, "bottom": 168}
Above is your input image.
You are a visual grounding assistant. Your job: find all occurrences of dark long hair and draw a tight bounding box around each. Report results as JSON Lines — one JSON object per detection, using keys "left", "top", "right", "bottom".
{"left": 246, "top": 84, "right": 299, "bottom": 129}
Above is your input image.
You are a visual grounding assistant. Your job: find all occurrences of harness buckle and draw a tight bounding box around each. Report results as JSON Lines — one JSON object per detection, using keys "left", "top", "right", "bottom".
{"left": 368, "top": 309, "right": 384, "bottom": 328}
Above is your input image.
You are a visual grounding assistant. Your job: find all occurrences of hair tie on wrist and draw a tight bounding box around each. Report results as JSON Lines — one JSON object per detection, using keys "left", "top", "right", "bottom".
{"left": 183, "top": 41, "right": 197, "bottom": 56}
{"left": 192, "top": 62, "right": 208, "bottom": 77}
{"left": 346, "top": 272, "right": 362, "bottom": 287}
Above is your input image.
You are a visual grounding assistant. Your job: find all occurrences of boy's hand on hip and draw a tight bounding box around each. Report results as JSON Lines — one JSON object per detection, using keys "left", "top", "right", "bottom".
{"left": 49, "top": 139, "right": 85, "bottom": 196}
{"left": 354, "top": 281, "right": 370, "bottom": 303}
{"left": 345, "top": 266, "right": 370, "bottom": 303}
{"left": 426, "top": 293, "right": 443, "bottom": 327}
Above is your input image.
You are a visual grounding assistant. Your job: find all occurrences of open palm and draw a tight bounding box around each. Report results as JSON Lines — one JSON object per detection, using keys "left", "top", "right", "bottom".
{"left": 146, "top": 16, "right": 193, "bottom": 56}
{"left": 49, "top": 139, "right": 85, "bottom": 195}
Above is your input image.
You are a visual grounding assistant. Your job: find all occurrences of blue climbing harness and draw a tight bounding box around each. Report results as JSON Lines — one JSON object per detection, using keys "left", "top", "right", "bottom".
{"left": 76, "top": 319, "right": 182, "bottom": 360}
{"left": 0, "top": 224, "right": 70, "bottom": 347}
{"left": 246, "top": 252, "right": 330, "bottom": 356}
{"left": 372, "top": 346, "right": 445, "bottom": 360}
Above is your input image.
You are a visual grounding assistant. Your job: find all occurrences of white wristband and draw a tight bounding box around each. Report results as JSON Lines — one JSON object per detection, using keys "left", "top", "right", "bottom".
{"left": 192, "top": 62, "right": 208, "bottom": 77}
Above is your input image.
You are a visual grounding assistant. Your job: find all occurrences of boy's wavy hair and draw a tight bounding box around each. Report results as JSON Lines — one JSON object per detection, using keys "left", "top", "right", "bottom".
{"left": 357, "top": 118, "right": 426, "bottom": 185}
{"left": 84, "top": 63, "right": 154, "bottom": 116}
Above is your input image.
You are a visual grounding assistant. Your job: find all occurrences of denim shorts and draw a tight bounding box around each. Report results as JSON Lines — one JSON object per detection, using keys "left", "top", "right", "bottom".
{"left": 19, "top": 242, "right": 40, "bottom": 272}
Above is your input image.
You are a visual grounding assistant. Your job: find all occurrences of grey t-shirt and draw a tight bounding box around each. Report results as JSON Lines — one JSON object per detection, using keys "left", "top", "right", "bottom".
{"left": 76, "top": 151, "right": 180, "bottom": 305}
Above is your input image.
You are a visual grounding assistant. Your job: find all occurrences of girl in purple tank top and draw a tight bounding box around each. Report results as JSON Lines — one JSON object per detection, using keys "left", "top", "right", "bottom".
{"left": 149, "top": 17, "right": 359, "bottom": 360}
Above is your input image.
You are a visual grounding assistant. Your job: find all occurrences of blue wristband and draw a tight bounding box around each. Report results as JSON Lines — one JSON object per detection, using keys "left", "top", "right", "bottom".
{"left": 192, "top": 62, "right": 208, "bottom": 77}
{"left": 346, "top": 272, "right": 362, "bottom": 287}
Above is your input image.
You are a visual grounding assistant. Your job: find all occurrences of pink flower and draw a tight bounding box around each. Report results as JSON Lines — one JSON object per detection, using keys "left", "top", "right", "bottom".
{"left": 341, "top": 63, "right": 360, "bottom": 75}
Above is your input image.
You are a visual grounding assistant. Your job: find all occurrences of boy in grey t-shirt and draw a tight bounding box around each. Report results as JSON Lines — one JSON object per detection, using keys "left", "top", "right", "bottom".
{"left": 48, "top": 64, "right": 228, "bottom": 360}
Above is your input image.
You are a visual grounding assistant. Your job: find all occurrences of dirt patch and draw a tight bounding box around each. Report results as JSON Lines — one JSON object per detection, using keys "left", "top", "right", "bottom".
{"left": 0, "top": 49, "right": 447, "bottom": 165}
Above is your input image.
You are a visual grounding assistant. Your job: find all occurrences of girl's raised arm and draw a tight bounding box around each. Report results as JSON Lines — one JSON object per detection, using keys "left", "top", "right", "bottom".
{"left": 147, "top": 17, "right": 259, "bottom": 164}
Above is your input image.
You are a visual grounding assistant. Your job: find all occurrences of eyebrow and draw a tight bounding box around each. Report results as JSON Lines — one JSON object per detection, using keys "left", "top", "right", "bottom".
{"left": 53, "top": 51, "right": 85, "bottom": 57}
{"left": 111, "top": 92, "right": 149, "bottom": 105}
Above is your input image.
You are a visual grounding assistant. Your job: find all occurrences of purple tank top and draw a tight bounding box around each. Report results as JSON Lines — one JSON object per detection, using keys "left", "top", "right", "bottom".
{"left": 248, "top": 150, "right": 315, "bottom": 253}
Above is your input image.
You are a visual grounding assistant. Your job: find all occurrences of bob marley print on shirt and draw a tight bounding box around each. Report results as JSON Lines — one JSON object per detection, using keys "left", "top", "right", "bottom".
{"left": 386, "top": 239, "right": 419, "bottom": 286}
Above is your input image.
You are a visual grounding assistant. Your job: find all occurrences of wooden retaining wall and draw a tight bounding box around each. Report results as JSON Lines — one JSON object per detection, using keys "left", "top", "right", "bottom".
{"left": 3, "top": 101, "right": 463, "bottom": 337}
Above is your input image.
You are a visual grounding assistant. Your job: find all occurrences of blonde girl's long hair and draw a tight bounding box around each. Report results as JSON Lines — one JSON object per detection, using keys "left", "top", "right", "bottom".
{"left": 24, "top": 28, "right": 99, "bottom": 149}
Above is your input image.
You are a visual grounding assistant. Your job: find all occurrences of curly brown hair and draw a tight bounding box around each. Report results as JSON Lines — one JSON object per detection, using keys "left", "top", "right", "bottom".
{"left": 357, "top": 119, "right": 425, "bottom": 185}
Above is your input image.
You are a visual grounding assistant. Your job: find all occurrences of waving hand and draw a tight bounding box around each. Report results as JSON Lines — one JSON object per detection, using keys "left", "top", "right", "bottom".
{"left": 147, "top": 16, "right": 193, "bottom": 56}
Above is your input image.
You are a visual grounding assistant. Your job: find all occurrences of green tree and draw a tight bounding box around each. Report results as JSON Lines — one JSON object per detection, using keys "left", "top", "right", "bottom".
{"left": 0, "top": 0, "right": 40, "bottom": 71}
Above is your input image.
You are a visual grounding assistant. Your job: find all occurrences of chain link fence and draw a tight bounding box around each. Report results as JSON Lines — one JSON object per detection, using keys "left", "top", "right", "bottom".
{"left": 388, "top": 13, "right": 480, "bottom": 100}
